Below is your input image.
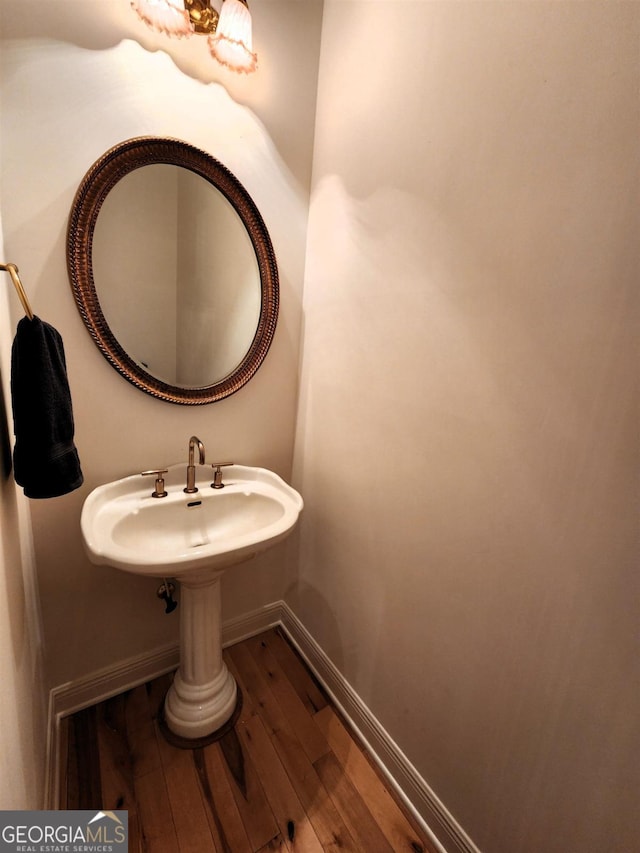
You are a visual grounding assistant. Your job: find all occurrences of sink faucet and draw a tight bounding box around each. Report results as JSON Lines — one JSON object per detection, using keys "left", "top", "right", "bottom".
{"left": 184, "top": 436, "right": 206, "bottom": 494}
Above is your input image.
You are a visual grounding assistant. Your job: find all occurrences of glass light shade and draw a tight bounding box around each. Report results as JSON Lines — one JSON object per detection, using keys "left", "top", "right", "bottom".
{"left": 130, "top": 0, "right": 194, "bottom": 37}
{"left": 208, "top": 0, "right": 257, "bottom": 74}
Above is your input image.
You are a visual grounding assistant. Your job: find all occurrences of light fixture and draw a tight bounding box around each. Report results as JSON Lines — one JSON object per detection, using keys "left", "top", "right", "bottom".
{"left": 209, "top": 0, "right": 257, "bottom": 74}
{"left": 130, "top": 0, "right": 257, "bottom": 73}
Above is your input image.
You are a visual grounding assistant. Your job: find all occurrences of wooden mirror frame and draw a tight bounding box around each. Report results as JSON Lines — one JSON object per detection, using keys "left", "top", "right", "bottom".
{"left": 67, "top": 137, "right": 278, "bottom": 405}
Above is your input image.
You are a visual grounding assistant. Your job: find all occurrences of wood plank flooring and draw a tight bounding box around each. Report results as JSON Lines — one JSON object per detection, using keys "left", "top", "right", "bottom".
{"left": 59, "top": 627, "right": 437, "bottom": 853}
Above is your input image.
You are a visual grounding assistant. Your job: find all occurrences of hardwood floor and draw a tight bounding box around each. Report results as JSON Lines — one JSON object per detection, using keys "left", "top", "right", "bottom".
{"left": 59, "top": 627, "right": 437, "bottom": 853}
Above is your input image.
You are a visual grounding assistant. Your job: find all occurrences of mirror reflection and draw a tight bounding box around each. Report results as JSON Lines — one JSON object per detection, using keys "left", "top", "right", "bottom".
{"left": 93, "top": 165, "right": 261, "bottom": 388}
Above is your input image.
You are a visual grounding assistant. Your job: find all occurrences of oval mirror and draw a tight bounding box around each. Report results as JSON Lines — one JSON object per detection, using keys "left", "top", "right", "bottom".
{"left": 67, "top": 137, "right": 278, "bottom": 405}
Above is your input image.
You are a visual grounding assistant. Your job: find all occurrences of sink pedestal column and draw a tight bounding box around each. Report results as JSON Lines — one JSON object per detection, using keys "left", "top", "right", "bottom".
{"left": 162, "top": 571, "right": 239, "bottom": 743}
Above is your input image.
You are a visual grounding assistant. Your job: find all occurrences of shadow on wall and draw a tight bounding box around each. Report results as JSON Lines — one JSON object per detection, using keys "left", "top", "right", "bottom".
{"left": 2, "top": 1, "right": 218, "bottom": 82}
{"left": 0, "top": 0, "right": 293, "bottom": 97}
{"left": 0, "top": 354, "right": 47, "bottom": 806}
{"left": 284, "top": 573, "right": 346, "bottom": 677}
{"left": 0, "top": 360, "right": 31, "bottom": 669}
{"left": 0, "top": 366, "right": 12, "bottom": 480}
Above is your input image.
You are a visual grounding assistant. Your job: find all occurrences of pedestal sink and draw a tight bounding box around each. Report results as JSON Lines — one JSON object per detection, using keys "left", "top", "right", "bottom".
{"left": 81, "top": 463, "right": 303, "bottom": 744}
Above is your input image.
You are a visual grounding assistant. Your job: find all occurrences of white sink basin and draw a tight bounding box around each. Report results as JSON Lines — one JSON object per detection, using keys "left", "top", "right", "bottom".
{"left": 81, "top": 463, "right": 303, "bottom": 578}
{"left": 81, "top": 462, "right": 303, "bottom": 744}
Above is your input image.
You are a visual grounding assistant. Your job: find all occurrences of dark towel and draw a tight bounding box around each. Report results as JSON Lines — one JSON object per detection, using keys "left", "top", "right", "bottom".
{"left": 11, "top": 316, "right": 83, "bottom": 499}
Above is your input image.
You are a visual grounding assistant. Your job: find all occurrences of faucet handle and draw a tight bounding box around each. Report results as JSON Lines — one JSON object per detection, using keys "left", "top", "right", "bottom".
{"left": 210, "top": 462, "right": 233, "bottom": 489}
{"left": 141, "top": 469, "right": 169, "bottom": 498}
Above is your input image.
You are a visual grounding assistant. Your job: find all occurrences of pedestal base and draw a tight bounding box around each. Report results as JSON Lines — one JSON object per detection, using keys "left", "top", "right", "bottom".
{"left": 163, "top": 663, "right": 238, "bottom": 739}
{"left": 159, "top": 687, "right": 243, "bottom": 749}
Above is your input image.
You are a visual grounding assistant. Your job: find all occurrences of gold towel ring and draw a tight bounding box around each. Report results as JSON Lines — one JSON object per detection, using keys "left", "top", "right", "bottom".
{"left": 1, "top": 262, "right": 34, "bottom": 320}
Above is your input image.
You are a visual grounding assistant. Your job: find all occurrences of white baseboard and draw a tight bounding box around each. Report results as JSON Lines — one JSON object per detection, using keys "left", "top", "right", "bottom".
{"left": 46, "top": 600, "right": 479, "bottom": 853}
{"left": 278, "top": 604, "right": 481, "bottom": 853}
{"left": 45, "top": 641, "right": 180, "bottom": 810}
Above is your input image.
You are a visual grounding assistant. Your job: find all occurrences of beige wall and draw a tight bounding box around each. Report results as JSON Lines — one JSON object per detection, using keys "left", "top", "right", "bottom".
{"left": 293, "top": 2, "right": 639, "bottom": 852}
{"left": 0, "top": 0, "right": 323, "bottom": 690}
{"left": 0, "top": 225, "right": 47, "bottom": 807}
